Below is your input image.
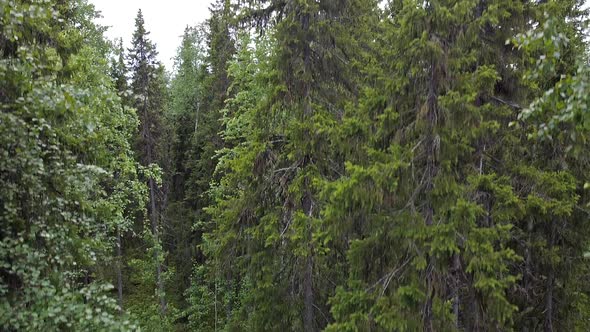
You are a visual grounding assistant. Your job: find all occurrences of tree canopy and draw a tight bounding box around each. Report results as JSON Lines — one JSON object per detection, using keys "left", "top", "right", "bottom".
{"left": 1, "top": 0, "right": 589, "bottom": 330}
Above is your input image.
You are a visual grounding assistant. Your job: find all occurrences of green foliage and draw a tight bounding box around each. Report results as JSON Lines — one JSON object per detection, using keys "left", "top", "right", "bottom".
{"left": 164, "top": 0, "right": 238, "bottom": 323}
{"left": 182, "top": 0, "right": 590, "bottom": 330}
{"left": 515, "top": 15, "right": 590, "bottom": 143}
{"left": 0, "top": 0, "right": 144, "bottom": 330}
{"left": 3, "top": 0, "right": 590, "bottom": 331}
{"left": 126, "top": 231, "right": 177, "bottom": 332}
{"left": 122, "top": 8, "right": 176, "bottom": 329}
{"left": 193, "top": 31, "right": 275, "bottom": 331}
{"left": 200, "top": 0, "right": 385, "bottom": 329}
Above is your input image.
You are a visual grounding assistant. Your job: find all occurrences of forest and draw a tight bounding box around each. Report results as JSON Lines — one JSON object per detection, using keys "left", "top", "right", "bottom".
{"left": 2, "top": 0, "right": 590, "bottom": 330}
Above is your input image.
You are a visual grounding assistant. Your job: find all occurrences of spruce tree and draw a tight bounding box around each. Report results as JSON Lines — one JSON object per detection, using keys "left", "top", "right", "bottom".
{"left": 184, "top": 0, "right": 236, "bottom": 220}
{"left": 163, "top": 25, "right": 209, "bottom": 309}
{"left": 165, "top": 0, "right": 237, "bottom": 319}
{"left": 126, "top": 9, "right": 167, "bottom": 316}
{"left": 189, "top": 32, "right": 273, "bottom": 330}
{"left": 327, "top": 0, "right": 590, "bottom": 330}
{"left": 203, "top": 0, "right": 381, "bottom": 330}
{"left": 111, "top": 38, "right": 131, "bottom": 106}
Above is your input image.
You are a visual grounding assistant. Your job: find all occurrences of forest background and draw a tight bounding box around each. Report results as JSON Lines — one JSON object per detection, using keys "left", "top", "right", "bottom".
{"left": 2, "top": 0, "right": 590, "bottom": 331}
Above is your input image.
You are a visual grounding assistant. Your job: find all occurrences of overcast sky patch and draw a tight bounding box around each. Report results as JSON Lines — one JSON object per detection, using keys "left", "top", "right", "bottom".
{"left": 90, "top": 0, "right": 213, "bottom": 71}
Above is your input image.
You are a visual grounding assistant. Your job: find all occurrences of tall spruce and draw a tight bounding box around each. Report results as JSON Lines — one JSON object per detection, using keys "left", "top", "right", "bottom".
{"left": 165, "top": 0, "right": 237, "bottom": 317}
{"left": 184, "top": 0, "right": 236, "bottom": 219}
{"left": 326, "top": 0, "right": 590, "bottom": 330}
{"left": 126, "top": 9, "right": 167, "bottom": 315}
{"left": 164, "top": 25, "right": 208, "bottom": 309}
{"left": 111, "top": 38, "right": 131, "bottom": 107}
{"left": 188, "top": 32, "right": 272, "bottom": 330}
{"left": 202, "top": 0, "right": 381, "bottom": 330}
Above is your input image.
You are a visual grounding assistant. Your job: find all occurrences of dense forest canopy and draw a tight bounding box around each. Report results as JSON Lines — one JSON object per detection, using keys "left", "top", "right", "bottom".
{"left": 1, "top": 0, "right": 590, "bottom": 330}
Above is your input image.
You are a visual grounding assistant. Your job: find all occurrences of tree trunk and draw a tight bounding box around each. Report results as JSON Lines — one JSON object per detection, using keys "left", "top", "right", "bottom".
{"left": 544, "top": 221, "right": 556, "bottom": 332}
{"left": 302, "top": 183, "right": 315, "bottom": 332}
{"left": 149, "top": 176, "right": 166, "bottom": 315}
{"left": 423, "top": 205, "right": 434, "bottom": 332}
{"left": 452, "top": 253, "right": 461, "bottom": 329}
{"left": 544, "top": 270, "right": 554, "bottom": 332}
{"left": 304, "top": 254, "right": 314, "bottom": 331}
{"left": 116, "top": 227, "right": 124, "bottom": 313}
{"left": 471, "top": 284, "right": 481, "bottom": 330}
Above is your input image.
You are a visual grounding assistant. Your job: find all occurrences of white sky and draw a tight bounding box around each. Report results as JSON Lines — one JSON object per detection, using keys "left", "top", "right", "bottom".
{"left": 90, "top": 0, "right": 214, "bottom": 71}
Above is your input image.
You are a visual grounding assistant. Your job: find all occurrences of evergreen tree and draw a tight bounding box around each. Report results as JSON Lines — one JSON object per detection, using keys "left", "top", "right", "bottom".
{"left": 202, "top": 0, "right": 381, "bottom": 330}
{"left": 184, "top": 0, "right": 236, "bottom": 227}
{"left": 126, "top": 8, "right": 168, "bottom": 318}
{"left": 111, "top": 38, "right": 131, "bottom": 106}
{"left": 164, "top": 0, "right": 237, "bottom": 318}
{"left": 188, "top": 32, "right": 272, "bottom": 330}
{"left": 164, "top": 25, "right": 209, "bottom": 309}
{"left": 327, "top": 0, "right": 590, "bottom": 330}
